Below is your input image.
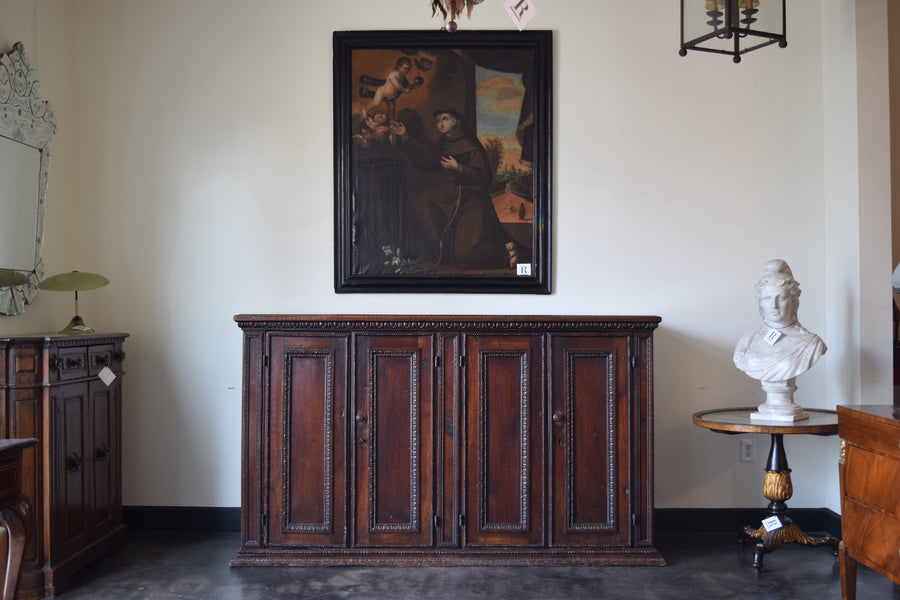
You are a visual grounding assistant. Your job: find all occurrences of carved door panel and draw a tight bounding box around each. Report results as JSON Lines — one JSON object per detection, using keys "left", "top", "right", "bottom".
{"left": 549, "top": 335, "right": 630, "bottom": 546}
{"left": 50, "top": 381, "right": 90, "bottom": 560}
{"left": 354, "top": 334, "right": 434, "bottom": 547}
{"left": 89, "top": 378, "right": 121, "bottom": 541}
{"left": 464, "top": 334, "right": 544, "bottom": 547}
{"left": 267, "top": 335, "right": 348, "bottom": 547}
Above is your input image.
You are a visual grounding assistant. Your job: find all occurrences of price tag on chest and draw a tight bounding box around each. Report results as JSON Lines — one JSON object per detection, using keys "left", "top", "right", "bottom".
{"left": 98, "top": 366, "right": 117, "bottom": 387}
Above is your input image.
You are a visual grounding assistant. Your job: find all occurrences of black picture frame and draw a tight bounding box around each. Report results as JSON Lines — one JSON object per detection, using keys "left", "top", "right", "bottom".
{"left": 334, "top": 30, "right": 552, "bottom": 294}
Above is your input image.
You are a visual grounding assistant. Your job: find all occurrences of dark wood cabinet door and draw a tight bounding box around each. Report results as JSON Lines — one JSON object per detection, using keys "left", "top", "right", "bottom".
{"left": 267, "top": 335, "right": 348, "bottom": 548}
{"left": 88, "top": 378, "right": 121, "bottom": 541}
{"left": 549, "top": 335, "right": 630, "bottom": 546}
{"left": 464, "top": 335, "right": 544, "bottom": 547}
{"left": 354, "top": 335, "right": 434, "bottom": 547}
{"left": 51, "top": 382, "right": 90, "bottom": 560}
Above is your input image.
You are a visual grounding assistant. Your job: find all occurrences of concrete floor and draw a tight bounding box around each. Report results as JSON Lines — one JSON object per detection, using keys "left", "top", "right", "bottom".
{"left": 52, "top": 531, "right": 899, "bottom": 600}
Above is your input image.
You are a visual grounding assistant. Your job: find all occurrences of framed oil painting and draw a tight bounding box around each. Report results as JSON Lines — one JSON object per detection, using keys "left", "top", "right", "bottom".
{"left": 333, "top": 30, "right": 551, "bottom": 293}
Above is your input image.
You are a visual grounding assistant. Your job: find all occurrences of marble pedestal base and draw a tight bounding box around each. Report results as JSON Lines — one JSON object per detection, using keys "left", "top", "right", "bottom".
{"left": 750, "top": 378, "right": 809, "bottom": 422}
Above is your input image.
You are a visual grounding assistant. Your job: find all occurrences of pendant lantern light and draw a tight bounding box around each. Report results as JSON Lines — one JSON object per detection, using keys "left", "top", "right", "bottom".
{"left": 679, "top": 0, "right": 786, "bottom": 63}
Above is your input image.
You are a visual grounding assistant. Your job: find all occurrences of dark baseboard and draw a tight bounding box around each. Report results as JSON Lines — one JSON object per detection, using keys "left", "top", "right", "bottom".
{"left": 123, "top": 506, "right": 841, "bottom": 537}
{"left": 655, "top": 507, "right": 842, "bottom": 538}
{"left": 123, "top": 506, "right": 241, "bottom": 532}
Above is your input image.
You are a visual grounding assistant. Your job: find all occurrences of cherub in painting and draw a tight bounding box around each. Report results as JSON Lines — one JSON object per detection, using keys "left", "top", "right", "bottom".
{"left": 359, "top": 56, "right": 423, "bottom": 121}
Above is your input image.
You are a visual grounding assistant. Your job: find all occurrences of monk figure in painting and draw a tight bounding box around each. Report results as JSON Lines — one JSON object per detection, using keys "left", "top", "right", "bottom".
{"left": 389, "top": 107, "right": 516, "bottom": 271}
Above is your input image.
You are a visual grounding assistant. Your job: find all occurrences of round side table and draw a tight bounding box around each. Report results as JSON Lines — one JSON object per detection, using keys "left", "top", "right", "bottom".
{"left": 692, "top": 407, "right": 840, "bottom": 570}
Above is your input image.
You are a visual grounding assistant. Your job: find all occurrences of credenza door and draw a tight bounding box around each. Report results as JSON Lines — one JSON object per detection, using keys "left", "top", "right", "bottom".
{"left": 353, "top": 334, "right": 434, "bottom": 548}
{"left": 266, "top": 334, "right": 348, "bottom": 547}
{"left": 464, "top": 334, "right": 544, "bottom": 547}
{"left": 549, "top": 334, "right": 631, "bottom": 547}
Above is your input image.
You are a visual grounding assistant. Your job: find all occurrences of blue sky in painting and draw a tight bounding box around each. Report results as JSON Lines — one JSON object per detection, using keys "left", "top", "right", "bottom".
{"left": 475, "top": 65, "right": 524, "bottom": 140}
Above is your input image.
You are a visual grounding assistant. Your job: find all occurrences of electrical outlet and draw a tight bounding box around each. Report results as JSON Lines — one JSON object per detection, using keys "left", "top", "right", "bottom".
{"left": 740, "top": 439, "right": 757, "bottom": 462}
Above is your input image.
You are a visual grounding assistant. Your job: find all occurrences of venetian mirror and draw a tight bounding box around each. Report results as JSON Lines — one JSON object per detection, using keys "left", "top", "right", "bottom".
{"left": 0, "top": 42, "right": 56, "bottom": 315}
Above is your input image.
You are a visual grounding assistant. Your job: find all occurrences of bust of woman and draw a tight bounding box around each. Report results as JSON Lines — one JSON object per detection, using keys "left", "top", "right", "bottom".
{"left": 733, "top": 259, "right": 826, "bottom": 421}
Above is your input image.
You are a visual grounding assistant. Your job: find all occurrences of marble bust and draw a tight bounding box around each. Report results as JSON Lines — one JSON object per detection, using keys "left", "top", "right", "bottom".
{"left": 733, "top": 259, "right": 827, "bottom": 421}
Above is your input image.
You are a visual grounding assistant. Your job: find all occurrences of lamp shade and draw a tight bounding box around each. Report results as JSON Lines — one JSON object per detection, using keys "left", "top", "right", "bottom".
{"left": 39, "top": 271, "right": 109, "bottom": 292}
{"left": 679, "top": 0, "right": 786, "bottom": 63}
{"left": 38, "top": 271, "right": 109, "bottom": 335}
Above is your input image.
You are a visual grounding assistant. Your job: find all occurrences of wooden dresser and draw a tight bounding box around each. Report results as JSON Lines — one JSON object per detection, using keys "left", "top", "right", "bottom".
{"left": 231, "top": 315, "right": 663, "bottom": 567}
{"left": 0, "top": 333, "right": 127, "bottom": 599}
{"left": 837, "top": 404, "right": 900, "bottom": 599}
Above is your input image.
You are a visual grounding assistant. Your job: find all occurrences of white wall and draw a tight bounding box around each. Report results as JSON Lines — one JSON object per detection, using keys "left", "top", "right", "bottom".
{"left": 0, "top": 0, "right": 891, "bottom": 512}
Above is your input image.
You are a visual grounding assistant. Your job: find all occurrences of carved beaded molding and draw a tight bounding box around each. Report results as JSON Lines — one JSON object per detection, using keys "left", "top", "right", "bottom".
{"left": 234, "top": 316, "right": 661, "bottom": 333}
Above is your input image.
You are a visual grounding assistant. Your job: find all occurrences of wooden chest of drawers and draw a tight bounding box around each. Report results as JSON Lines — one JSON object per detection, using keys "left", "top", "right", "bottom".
{"left": 0, "top": 333, "right": 127, "bottom": 599}
{"left": 837, "top": 404, "right": 900, "bottom": 599}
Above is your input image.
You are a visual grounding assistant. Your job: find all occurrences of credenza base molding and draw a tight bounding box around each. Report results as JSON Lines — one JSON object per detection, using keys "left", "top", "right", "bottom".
{"left": 230, "top": 548, "right": 666, "bottom": 567}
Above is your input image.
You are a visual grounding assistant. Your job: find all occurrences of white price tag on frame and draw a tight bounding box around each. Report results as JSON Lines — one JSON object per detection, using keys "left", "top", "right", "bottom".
{"left": 504, "top": 0, "right": 537, "bottom": 30}
{"left": 761, "top": 516, "right": 783, "bottom": 532}
{"left": 517, "top": 263, "right": 532, "bottom": 277}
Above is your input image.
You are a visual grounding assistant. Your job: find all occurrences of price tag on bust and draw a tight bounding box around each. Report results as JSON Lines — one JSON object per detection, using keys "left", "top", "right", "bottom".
{"left": 763, "top": 328, "right": 784, "bottom": 345}
{"left": 761, "top": 516, "right": 783, "bottom": 532}
{"left": 98, "top": 366, "right": 117, "bottom": 387}
{"left": 504, "top": 0, "right": 537, "bottom": 30}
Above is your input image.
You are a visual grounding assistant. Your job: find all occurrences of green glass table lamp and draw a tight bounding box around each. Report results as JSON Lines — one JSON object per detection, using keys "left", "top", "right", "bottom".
{"left": 38, "top": 271, "right": 109, "bottom": 335}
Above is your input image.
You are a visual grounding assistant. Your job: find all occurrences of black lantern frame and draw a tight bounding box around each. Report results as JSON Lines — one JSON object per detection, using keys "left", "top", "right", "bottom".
{"left": 679, "top": 0, "right": 787, "bottom": 63}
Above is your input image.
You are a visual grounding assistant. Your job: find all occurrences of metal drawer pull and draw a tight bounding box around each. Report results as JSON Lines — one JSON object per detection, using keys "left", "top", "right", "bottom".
{"left": 97, "top": 443, "right": 111, "bottom": 462}
{"left": 67, "top": 452, "right": 82, "bottom": 474}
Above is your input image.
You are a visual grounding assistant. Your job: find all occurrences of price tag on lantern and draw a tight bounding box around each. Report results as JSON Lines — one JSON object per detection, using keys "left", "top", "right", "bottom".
{"left": 504, "top": 0, "right": 537, "bottom": 30}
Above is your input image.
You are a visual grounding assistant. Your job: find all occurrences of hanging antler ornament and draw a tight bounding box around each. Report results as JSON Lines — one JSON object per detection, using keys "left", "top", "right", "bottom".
{"left": 431, "top": 0, "right": 484, "bottom": 31}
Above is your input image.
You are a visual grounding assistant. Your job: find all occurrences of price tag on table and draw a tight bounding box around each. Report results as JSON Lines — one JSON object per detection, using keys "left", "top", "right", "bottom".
{"left": 762, "top": 516, "right": 783, "bottom": 532}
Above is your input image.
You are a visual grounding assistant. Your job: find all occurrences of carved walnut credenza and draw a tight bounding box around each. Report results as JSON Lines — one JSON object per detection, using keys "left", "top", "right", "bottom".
{"left": 231, "top": 315, "right": 663, "bottom": 567}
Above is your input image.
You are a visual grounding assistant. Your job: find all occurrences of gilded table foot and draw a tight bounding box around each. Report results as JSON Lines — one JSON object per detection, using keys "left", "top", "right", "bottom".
{"left": 740, "top": 521, "right": 840, "bottom": 570}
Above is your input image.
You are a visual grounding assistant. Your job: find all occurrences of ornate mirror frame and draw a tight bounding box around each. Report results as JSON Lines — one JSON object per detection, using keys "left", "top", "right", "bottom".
{"left": 0, "top": 42, "right": 57, "bottom": 315}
